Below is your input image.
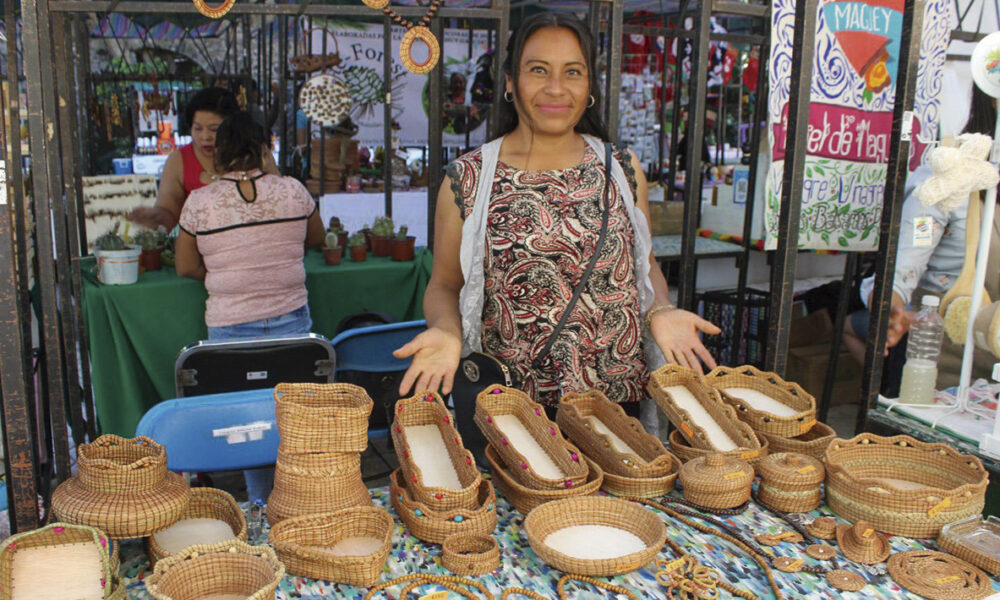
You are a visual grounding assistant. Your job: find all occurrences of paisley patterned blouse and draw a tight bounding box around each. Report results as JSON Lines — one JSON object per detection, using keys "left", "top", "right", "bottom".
{"left": 448, "top": 143, "right": 648, "bottom": 406}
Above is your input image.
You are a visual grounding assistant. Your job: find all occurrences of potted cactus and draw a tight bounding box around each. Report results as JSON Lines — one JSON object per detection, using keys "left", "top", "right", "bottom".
{"left": 135, "top": 227, "right": 167, "bottom": 271}
{"left": 370, "top": 216, "right": 394, "bottom": 257}
{"left": 390, "top": 224, "right": 415, "bottom": 261}
{"left": 348, "top": 231, "right": 368, "bottom": 262}
{"left": 93, "top": 223, "right": 142, "bottom": 285}
{"left": 328, "top": 216, "right": 348, "bottom": 250}
{"left": 323, "top": 231, "right": 342, "bottom": 265}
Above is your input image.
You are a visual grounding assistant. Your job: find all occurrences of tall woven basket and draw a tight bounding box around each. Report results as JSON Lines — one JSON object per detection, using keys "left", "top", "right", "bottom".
{"left": 267, "top": 449, "right": 371, "bottom": 526}
{"left": 0, "top": 523, "right": 118, "bottom": 600}
{"left": 274, "top": 382, "right": 373, "bottom": 454}
{"left": 146, "top": 487, "right": 247, "bottom": 567}
{"left": 145, "top": 540, "right": 285, "bottom": 600}
{"left": 704, "top": 365, "right": 816, "bottom": 437}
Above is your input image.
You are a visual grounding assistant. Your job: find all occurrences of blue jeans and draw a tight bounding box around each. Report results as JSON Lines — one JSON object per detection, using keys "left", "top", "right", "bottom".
{"left": 207, "top": 304, "right": 312, "bottom": 502}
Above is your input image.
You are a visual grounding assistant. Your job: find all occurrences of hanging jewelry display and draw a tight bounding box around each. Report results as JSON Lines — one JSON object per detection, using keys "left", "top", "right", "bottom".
{"left": 192, "top": 0, "right": 236, "bottom": 19}
{"left": 365, "top": 0, "right": 443, "bottom": 74}
{"left": 110, "top": 92, "right": 123, "bottom": 127}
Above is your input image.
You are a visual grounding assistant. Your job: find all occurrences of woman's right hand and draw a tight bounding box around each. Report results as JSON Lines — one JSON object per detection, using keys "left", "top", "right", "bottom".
{"left": 394, "top": 326, "right": 463, "bottom": 396}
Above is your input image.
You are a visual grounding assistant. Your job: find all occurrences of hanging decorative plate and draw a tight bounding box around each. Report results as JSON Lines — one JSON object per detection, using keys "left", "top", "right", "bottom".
{"left": 970, "top": 31, "right": 1000, "bottom": 99}
{"left": 299, "top": 74, "right": 352, "bottom": 127}
{"left": 192, "top": 0, "right": 236, "bottom": 19}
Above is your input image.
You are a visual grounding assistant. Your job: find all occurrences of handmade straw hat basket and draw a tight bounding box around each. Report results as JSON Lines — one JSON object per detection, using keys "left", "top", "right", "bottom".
{"left": 836, "top": 520, "right": 890, "bottom": 564}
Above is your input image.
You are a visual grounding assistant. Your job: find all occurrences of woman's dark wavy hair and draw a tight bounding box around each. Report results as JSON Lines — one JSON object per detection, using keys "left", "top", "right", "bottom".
{"left": 183, "top": 87, "right": 240, "bottom": 134}
{"left": 213, "top": 111, "right": 268, "bottom": 172}
{"left": 497, "top": 12, "right": 609, "bottom": 141}
{"left": 963, "top": 84, "right": 997, "bottom": 136}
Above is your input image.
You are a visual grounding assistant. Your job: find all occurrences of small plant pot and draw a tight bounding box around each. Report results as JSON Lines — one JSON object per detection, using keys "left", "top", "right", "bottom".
{"left": 391, "top": 236, "right": 416, "bottom": 261}
{"left": 323, "top": 246, "right": 342, "bottom": 266}
{"left": 337, "top": 232, "right": 348, "bottom": 250}
{"left": 140, "top": 247, "right": 163, "bottom": 271}
{"left": 349, "top": 245, "right": 368, "bottom": 262}
{"left": 95, "top": 245, "right": 142, "bottom": 285}
{"left": 370, "top": 235, "right": 391, "bottom": 257}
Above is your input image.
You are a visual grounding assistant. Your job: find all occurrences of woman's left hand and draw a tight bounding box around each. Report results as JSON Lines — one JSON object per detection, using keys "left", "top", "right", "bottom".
{"left": 650, "top": 308, "right": 721, "bottom": 372}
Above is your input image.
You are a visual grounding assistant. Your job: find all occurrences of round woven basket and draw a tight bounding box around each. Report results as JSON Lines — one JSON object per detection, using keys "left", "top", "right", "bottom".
{"left": 267, "top": 449, "right": 371, "bottom": 527}
{"left": 51, "top": 435, "right": 191, "bottom": 539}
{"left": 679, "top": 453, "right": 754, "bottom": 510}
{"left": 887, "top": 550, "right": 993, "bottom": 600}
{"left": 0, "top": 523, "right": 118, "bottom": 600}
{"left": 473, "top": 385, "right": 588, "bottom": 490}
{"left": 484, "top": 443, "right": 604, "bottom": 515}
{"left": 389, "top": 469, "right": 497, "bottom": 544}
{"left": 755, "top": 452, "right": 825, "bottom": 513}
{"left": 705, "top": 365, "right": 817, "bottom": 438}
{"left": 269, "top": 506, "right": 393, "bottom": 587}
{"left": 441, "top": 534, "right": 500, "bottom": 576}
{"left": 759, "top": 421, "right": 836, "bottom": 461}
{"left": 523, "top": 496, "right": 667, "bottom": 576}
{"left": 145, "top": 540, "right": 285, "bottom": 600}
{"left": 274, "top": 382, "right": 373, "bottom": 454}
{"left": 599, "top": 455, "right": 679, "bottom": 499}
{"left": 392, "top": 392, "right": 482, "bottom": 511}
{"left": 146, "top": 487, "right": 247, "bottom": 568}
{"left": 668, "top": 429, "right": 769, "bottom": 468}
{"left": 825, "top": 434, "right": 988, "bottom": 538}
{"left": 937, "top": 515, "right": 1000, "bottom": 576}
{"left": 556, "top": 390, "right": 674, "bottom": 479}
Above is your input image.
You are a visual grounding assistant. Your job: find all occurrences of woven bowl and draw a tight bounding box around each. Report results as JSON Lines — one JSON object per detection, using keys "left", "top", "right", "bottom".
{"left": 557, "top": 390, "right": 674, "bottom": 479}
{"left": 474, "top": 385, "right": 588, "bottom": 490}
{"left": 0, "top": 523, "right": 118, "bottom": 600}
{"left": 274, "top": 382, "right": 373, "bottom": 454}
{"left": 267, "top": 449, "right": 371, "bottom": 526}
{"left": 269, "top": 506, "right": 393, "bottom": 587}
{"left": 392, "top": 392, "right": 482, "bottom": 511}
{"left": 668, "top": 429, "right": 768, "bottom": 468}
{"left": 523, "top": 496, "right": 667, "bottom": 576}
{"left": 389, "top": 470, "right": 498, "bottom": 545}
{"left": 825, "top": 434, "right": 988, "bottom": 538}
{"left": 705, "top": 365, "right": 817, "bottom": 438}
{"left": 759, "top": 421, "right": 836, "bottom": 461}
{"left": 599, "top": 455, "right": 679, "bottom": 499}
{"left": 485, "top": 444, "right": 604, "bottom": 515}
{"left": 145, "top": 540, "right": 285, "bottom": 600}
{"left": 147, "top": 487, "right": 247, "bottom": 567}
{"left": 441, "top": 534, "right": 500, "bottom": 576}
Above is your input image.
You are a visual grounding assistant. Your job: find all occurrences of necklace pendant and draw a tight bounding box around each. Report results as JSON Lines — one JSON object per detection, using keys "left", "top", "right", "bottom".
{"left": 400, "top": 25, "right": 441, "bottom": 75}
{"left": 362, "top": 0, "right": 389, "bottom": 7}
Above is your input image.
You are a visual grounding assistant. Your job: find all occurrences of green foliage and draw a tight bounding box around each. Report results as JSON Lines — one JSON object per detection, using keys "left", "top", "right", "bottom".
{"left": 347, "top": 232, "right": 367, "bottom": 247}
{"left": 372, "top": 215, "right": 394, "bottom": 236}
{"left": 395, "top": 225, "right": 409, "bottom": 241}
{"left": 95, "top": 223, "right": 126, "bottom": 251}
{"left": 134, "top": 226, "right": 167, "bottom": 250}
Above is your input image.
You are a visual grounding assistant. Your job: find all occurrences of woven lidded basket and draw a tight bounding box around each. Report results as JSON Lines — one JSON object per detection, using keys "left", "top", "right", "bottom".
{"left": 705, "top": 365, "right": 817, "bottom": 438}
{"left": 391, "top": 392, "right": 482, "bottom": 511}
{"left": 937, "top": 515, "right": 1000, "bottom": 577}
{"left": 269, "top": 506, "right": 393, "bottom": 587}
{"left": 441, "top": 534, "right": 500, "bottom": 576}
{"left": 0, "top": 523, "right": 117, "bottom": 600}
{"left": 648, "top": 365, "right": 761, "bottom": 453}
{"left": 599, "top": 459, "right": 679, "bottom": 499}
{"left": 755, "top": 452, "right": 825, "bottom": 513}
{"left": 759, "top": 421, "right": 836, "bottom": 461}
{"left": 267, "top": 449, "right": 371, "bottom": 526}
{"left": 274, "top": 382, "right": 373, "bottom": 454}
{"left": 51, "top": 435, "right": 190, "bottom": 539}
{"left": 485, "top": 443, "right": 603, "bottom": 515}
{"left": 668, "top": 429, "right": 768, "bottom": 467}
{"left": 523, "top": 496, "right": 667, "bottom": 577}
{"left": 556, "top": 390, "right": 673, "bottom": 478}
{"left": 145, "top": 540, "right": 285, "bottom": 600}
{"left": 474, "top": 385, "right": 588, "bottom": 490}
{"left": 389, "top": 469, "right": 497, "bottom": 544}
{"left": 146, "top": 487, "right": 247, "bottom": 567}
{"left": 679, "top": 452, "right": 754, "bottom": 510}
{"left": 825, "top": 433, "right": 988, "bottom": 538}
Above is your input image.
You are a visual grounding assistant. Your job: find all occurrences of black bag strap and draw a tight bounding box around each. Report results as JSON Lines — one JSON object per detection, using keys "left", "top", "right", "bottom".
{"left": 532, "top": 142, "right": 614, "bottom": 370}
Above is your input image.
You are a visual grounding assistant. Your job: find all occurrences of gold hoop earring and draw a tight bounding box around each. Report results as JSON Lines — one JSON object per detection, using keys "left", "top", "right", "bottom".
{"left": 504, "top": 91, "right": 513, "bottom": 103}
{"left": 587, "top": 95, "right": 595, "bottom": 108}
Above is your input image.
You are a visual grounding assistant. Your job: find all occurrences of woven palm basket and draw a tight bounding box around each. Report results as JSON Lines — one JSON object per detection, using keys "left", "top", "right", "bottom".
{"left": 145, "top": 540, "right": 285, "bottom": 600}
{"left": 391, "top": 392, "right": 482, "bottom": 511}
{"left": 146, "top": 487, "right": 247, "bottom": 568}
{"left": 484, "top": 444, "right": 603, "bottom": 515}
{"left": 473, "top": 385, "right": 588, "bottom": 490}
{"left": 755, "top": 452, "right": 825, "bottom": 513}
{"left": 938, "top": 515, "right": 1000, "bottom": 577}
{"left": 0, "top": 523, "right": 118, "bottom": 600}
{"left": 825, "top": 434, "right": 988, "bottom": 538}
{"left": 705, "top": 365, "right": 817, "bottom": 438}
{"left": 523, "top": 496, "right": 667, "bottom": 577}
{"left": 887, "top": 550, "right": 993, "bottom": 600}
{"left": 441, "top": 534, "right": 500, "bottom": 576}
{"left": 556, "top": 390, "right": 674, "bottom": 478}
{"left": 388, "top": 470, "right": 497, "bottom": 544}
{"left": 269, "top": 506, "right": 393, "bottom": 587}
{"left": 668, "top": 429, "right": 769, "bottom": 467}
{"left": 267, "top": 449, "right": 371, "bottom": 527}
{"left": 51, "top": 435, "right": 190, "bottom": 539}
{"left": 759, "top": 421, "right": 836, "bottom": 461}
{"left": 678, "top": 453, "right": 754, "bottom": 510}
{"left": 599, "top": 458, "right": 679, "bottom": 499}
{"left": 647, "top": 365, "right": 761, "bottom": 453}
{"left": 274, "top": 382, "right": 373, "bottom": 454}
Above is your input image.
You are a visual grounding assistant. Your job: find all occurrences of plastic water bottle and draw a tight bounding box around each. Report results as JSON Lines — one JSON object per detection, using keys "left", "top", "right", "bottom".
{"left": 898, "top": 295, "right": 944, "bottom": 404}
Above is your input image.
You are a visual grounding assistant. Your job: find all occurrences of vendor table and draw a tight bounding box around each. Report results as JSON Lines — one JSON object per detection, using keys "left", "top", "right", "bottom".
{"left": 80, "top": 248, "right": 432, "bottom": 437}
{"left": 114, "top": 487, "right": 1000, "bottom": 599}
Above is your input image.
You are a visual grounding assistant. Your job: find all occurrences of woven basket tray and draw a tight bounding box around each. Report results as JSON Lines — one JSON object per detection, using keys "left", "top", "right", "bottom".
{"left": 938, "top": 515, "right": 1000, "bottom": 576}
{"left": 147, "top": 487, "right": 247, "bottom": 567}
{"left": 599, "top": 457, "right": 679, "bottom": 499}
{"left": 145, "top": 540, "right": 285, "bottom": 600}
{"left": 274, "top": 383, "right": 373, "bottom": 454}
{"left": 759, "top": 421, "right": 836, "bottom": 461}
{"left": 825, "top": 434, "right": 988, "bottom": 538}
{"left": 556, "top": 390, "right": 673, "bottom": 479}
{"left": 388, "top": 470, "right": 497, "bottom": 545}
{"left": 648, "top": 365, "right": 761, "bottom": 453}
{"left": 441, "top": 534, "right": 500, "bottom": 576}
{"left": 668, "top": 429, "right": 768, "bottom": 468}
{"left": 268, "top": 449, "right": 371, "bottom": 526}
{"left": 484, "top": 443, "right": 603, "bottom": 515}
{"left": 269, "top": 506, "right": 393, "bottom": 587}
{"left": 474, "top": 385, "right": 588, "bottom": 490}
{"left": 523, "top": 496, "right": 667, "bottom": 576}
{"left": 0, "top": 523, "right": 118, "bottom": 600}
{"left": 391, "top": 392, "right": 482, "bottom": 511}
{"left": 705, "top": 365, "right": 817, "bottom": 438}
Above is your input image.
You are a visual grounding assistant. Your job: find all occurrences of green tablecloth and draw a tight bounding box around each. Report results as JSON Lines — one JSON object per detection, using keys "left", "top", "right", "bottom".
{"left": 81, "top": 248, "right": 432, "bottom": 437}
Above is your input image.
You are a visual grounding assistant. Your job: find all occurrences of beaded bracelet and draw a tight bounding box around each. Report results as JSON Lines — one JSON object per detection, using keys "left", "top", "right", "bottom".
{"left": 644, "top": 303, "right": 676, "bottom": 330}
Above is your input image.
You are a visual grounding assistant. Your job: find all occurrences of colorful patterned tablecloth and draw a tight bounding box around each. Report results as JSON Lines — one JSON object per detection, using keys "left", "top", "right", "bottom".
{"left": 115, "top": 485, "right": 1000, "bottom": 599}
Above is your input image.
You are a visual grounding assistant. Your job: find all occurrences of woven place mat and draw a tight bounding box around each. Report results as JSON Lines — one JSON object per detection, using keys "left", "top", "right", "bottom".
{"left": 888, "top": 550, "right": 993, "bottom": 600}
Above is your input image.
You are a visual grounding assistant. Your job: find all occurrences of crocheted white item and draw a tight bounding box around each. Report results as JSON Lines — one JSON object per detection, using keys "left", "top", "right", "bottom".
{"left": 915, "top": 133, "right": 999, "bottom": 211}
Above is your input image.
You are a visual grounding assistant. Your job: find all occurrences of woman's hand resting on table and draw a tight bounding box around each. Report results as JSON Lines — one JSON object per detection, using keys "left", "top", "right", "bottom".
{"left": 394, "top": 326, "right": 463, "bottom": 396}
{"left": 650, "top": 308, "right": 721, "bottom": 372}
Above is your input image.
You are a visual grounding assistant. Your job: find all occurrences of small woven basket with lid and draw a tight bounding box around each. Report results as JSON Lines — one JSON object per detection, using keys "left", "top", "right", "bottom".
{"left": 267, "top": 449, "right": 371, "bottom": 526}
{"left": 759, "top": 421, "right": 836, "bottom": 461}
{"left": 679, "top": 452, "right": 754, "bottom": 510}
{"left": 269, "top": 505, "right": 393, "bottom": 587}
{"left": 756, "top": 452, "right": 825, "bottom": 513}
{"left": 274, "top": 382, "right": 373, "bottom": 454}
{"left": 825, "top": 433, "right": 988, "bottom": 538}
{"left": 484, "top": 443, "right": 603, "bottom": 515}
{"left": 0, "top": 523, "right": 118, "bottom": 600}
{"left": 147, "top": 487, "right": 247, "bottom": 567}
{"left": 705, "top": 365, "right": 817, "bottom": 438}
{"left": 668, "top": 429, "right": 769, "bottom": 467}
{"left": 145, "top": 540, "right": 285, "bottom": 600}
{"left": 556, "top": 390, "right": 674, "bottom": 478}
{"left": 648, "top": 365, "right": 762, "bottom": 453}
{"left": 391, "top": 392, "right": 482, "bottom": 511}
{"left": 388, "top": 469, "right": 497, "bottom": 544}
